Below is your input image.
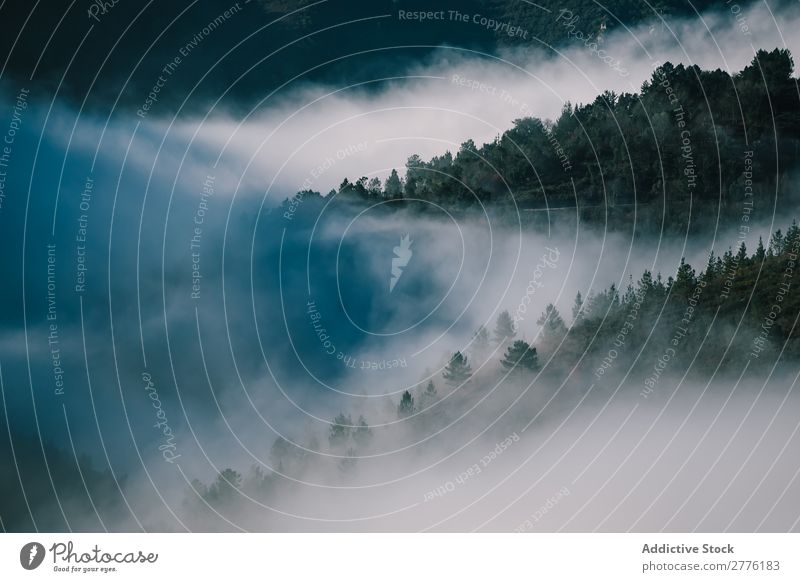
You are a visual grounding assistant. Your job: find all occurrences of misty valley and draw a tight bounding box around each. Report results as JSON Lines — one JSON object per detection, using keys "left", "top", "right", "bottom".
{"left": 0, "top": 0, "right": 799, "bottom": 537}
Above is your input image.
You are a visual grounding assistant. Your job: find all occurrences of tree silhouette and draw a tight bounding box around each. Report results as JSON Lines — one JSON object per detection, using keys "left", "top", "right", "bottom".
{"left": 443, "top": 351, "right": 472, "bottom": 385}
{"left": 571, "top": 291, "right": 584, "bottom": 324}
{"left": 501, "top": 340, "right": 539, "bottom": 373}
{"left": 353, "top": 416, "right": 373, "bottom": 447}
{"left": 329, "top": 413, "right": 352, "bottom": 447}
{"left": 494, "top": 310, "right": 517, "bottom": 344}
{"left": 398, "top": 390, "right": 415, "bottom": 417}
{"left": 473, "top": 325, "right": 490, "bottom": 350}
{"left": 384, "top": 168, "right": 403, "bottom": 199}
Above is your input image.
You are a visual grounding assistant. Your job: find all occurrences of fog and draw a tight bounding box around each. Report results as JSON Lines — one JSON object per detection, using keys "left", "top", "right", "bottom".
{"left": 1, "top": 1, "right": 799, "bottom": 532}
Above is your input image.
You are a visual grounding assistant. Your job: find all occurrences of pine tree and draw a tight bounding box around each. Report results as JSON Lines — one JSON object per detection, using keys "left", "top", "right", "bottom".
{"left": 397, "top": 390, "right": 415, "bottom": 417}
{"left": 329, "top": 413, "right": 352, "bottom": 447}
{"left": 501, "top": 340, "right": 539, "bottom": 373}
{"left": 443, "top": 351, "right": 472, "bottom": 385}
{"left": 571, "top": 291, "right": 584, "bottom": 323}
{"left": 473, "top": 325, "right": 490, "bottom": 351}
{"left": 755, "top": 237, "right": 766, "bottom": 262}
{"left": 736, "top": 242, "right": 748, "bottom": 268}
{"left": 769, "top": 230, "right": 784, "bottom": 256}
{"left": 367, "top": 177, "right": 382, "bottom": 197}
{"left": 703, "top": 251, "right": 717, "bottom": 281}
{"left": 425, "top": 380, "right": 437, "bottom": 399}
{"left": 494, "top": 310, "right": 516, "bottom": 344}
{"left": 673, "top": 258, "right": 696, "bottom": 295}
{"left": 384, "top": 169, "right": 403, "bottom": 199}
{"left": 353, "top": 416, "right": 373, "bottom": 447}
{"left": 536, "top": 304, "right": 567, "bottom": 344}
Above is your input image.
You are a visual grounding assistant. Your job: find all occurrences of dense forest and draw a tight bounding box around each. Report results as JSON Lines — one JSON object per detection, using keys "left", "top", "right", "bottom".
{"left": 177, "top": 220, "right": 799, "bottom": 527}
{"left": 4, "top": 217, "right": 795, "bottom": 530}
{"left": 286, "top": 48, "right": 799, "bottom": 232}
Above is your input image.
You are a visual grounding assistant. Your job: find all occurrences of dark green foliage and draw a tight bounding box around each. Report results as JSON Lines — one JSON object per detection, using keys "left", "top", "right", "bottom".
{"left": 425, "top": 380, "right": 438, "bottom": 399}
{"left": 398, "top": 390, "right": 415, "bottom": 417}
{"left": 494, "top": 310, "right": 517, "bottom": 344}
{"left": 557, "top": 221, "right": 800, "bottom": 371}
{"left": 317, "top": 50, "right": 798, "bottom": 232}
{"left": 329, "top": 413, "right": 353, "bottom": 447}
{"left": 443, "top": 351, "right": 472, "bottom": 385}
{"left": 501, "top": 340, "right": 540, "bottom": 373}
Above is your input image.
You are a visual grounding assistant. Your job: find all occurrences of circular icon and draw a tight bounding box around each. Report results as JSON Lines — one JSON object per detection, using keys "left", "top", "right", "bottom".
{"left": 19, "top": 542, "right": 46, "bottom": 570}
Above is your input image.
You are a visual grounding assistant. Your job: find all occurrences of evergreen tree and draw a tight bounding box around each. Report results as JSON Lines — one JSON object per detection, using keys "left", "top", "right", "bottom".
{"left": 384, "top": 169, "right": 403, "bottom": 198}
{"left": 571, "top": 291, "right": 584, "bottom": 324}
{"left": 443, "top": 351, "right": 472, "bottom": 385}
{"left": 425, "top": 380, "right": 437, "bottom": 399}
{"left": 473, "top": 325, "right": 490, "bottom": 351}
{"left": 329, "top": 413, "right": 352, "bottom": 447}
{"left": 397, "top": 390, "right": 415, "bottom": 417}
{"left": 367, "top": 177, "right": 382, "bottom": 197}
{"left": 755, "top": 237, "right": 766, "bottom": 262}
{"left": 501, "top": 340, "right": 539, "bottom": 373}
{"left": 338, "top": 448, "right": 357, "bottom": 474}
{"left": 769, "top": 230, "right": 784, "bottom": 256}
{"left": 536, "top": 304, "right": 567, "bottom": 344}
{"left": 494, "top": 310, "right": 517, "bottom": 344}
{"left": 353, "top": 415, "right": 373, "bottom": 447}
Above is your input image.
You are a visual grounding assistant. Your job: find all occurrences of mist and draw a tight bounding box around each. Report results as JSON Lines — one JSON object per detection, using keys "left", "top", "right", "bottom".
{"left": 1, "top": 0, "right": 799, "bottom": 533}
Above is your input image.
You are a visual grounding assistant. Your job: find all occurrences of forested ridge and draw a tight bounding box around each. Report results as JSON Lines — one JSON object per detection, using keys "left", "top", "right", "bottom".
{"left": 286, "top": 48, "right": 800, "bottom": 232}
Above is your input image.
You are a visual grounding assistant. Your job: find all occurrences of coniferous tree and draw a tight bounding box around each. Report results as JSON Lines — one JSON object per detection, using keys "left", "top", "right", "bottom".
{"left": 536, "top": 304, "right": 567, "bottom": 344}
{"left": 755, "top": 237, "right": 766, "bottom": 263}
{"left": 384, "top": 169, "right": 403, "bottom": 199}
{"left": 398, "top": 390, "right": 415, "bottom": 417}
{"left": 473, "top": 325, "right": 490, "bottom": 350}
{"left": 443, "top": 351, "right": 472, "bottom": 385}
{"left": 329, "top": 413, "right": 352, "bottom": 447}
{"left": 494, "top": 310, "right": 517, "bottom": 344}
{"left": 501, "top": 340, "right": 539, "bottom": 373}
{"left": 353, "top": 416, "right": 373, "bottom": 447}
{"left": 571, "top": 291, "right": 584, "bottom": 324}
{"left": 425, "top": 380, "right": 437, "bottom": 399}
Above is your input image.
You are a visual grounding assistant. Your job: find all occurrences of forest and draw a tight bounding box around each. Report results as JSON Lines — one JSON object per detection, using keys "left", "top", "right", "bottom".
{"left": 171, "top": 218, "right": 800, "bottom": 525}
{"left": 286, "top": 48, "right": 800, "bottom": 232}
